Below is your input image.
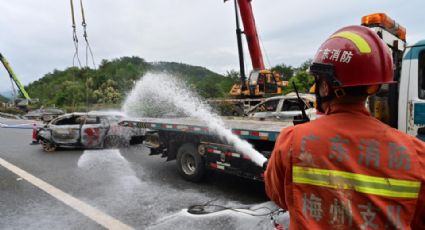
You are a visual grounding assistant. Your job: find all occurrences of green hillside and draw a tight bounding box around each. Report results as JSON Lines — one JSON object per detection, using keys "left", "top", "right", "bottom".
{"left": 24, "top": 56, "right": 313, "bottom": 112}
{"left": 26, "top": 56, "right": 237, "bottom": 109}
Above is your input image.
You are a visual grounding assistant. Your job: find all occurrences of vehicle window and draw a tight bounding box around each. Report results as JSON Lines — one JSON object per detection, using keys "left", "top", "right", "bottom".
{"left": 253, "top": 103, "right": 266, "bottom": 113}
{"left": 50, "top": 118, "right": 60, "bottom": 125}
{"left": 85, "top": 116, "right": 100, "bottom": 124}
{"left": 282, "top": 99, "right": 304, "bottom": 111}
{"left": 419, "top": 50, "right": 425, "bottom": 99}
{"left": 264, "top": 99, "right": 279, "bottom": 112}
{"left": 249, "top": 71, "right": 259, "bottom": 83}
{"left": 266, "top": 73, "right": 275, "bottom": 84}
{"left": 54, "top": 116, "right": 79, "bottom": 125}
{"left": 253, "top": 99, "right": 279, "bottom": 112}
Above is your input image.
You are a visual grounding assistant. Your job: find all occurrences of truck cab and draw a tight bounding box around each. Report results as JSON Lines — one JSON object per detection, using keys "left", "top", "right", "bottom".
{"left": 362, "top": 13, "right": 425, "bottom": 141}
{"left": 399, "top": 40, "right": 425, "bottom": 140}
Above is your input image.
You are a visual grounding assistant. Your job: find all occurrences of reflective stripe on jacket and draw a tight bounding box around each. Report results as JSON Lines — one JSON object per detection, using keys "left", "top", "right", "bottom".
{"left": 265, "top": 103, "right": 425, "bottom": 230}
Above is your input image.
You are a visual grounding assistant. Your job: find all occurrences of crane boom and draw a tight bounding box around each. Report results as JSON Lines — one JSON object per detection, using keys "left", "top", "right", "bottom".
{"left": 237, "top": 0, "right": 265, "bottom": 70}
{"left": 0, "top": 53, "right": 31, "bottom": 100}
{"left": 227, "top": 0, "right": 285, "bottom": 98}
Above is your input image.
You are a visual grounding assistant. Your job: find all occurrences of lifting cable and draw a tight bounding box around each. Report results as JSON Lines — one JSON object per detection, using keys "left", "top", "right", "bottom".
{"left": 70, "top": 0, "right": 82, "bottom": 68}
{"left": 259, "top": 35, "right": 272, "bottom": 69}
{"left": 80, "top": 0, "right": 96, "bottom": 69}
{"left": 70, "top": 0, "right": 96, "bottom": 69}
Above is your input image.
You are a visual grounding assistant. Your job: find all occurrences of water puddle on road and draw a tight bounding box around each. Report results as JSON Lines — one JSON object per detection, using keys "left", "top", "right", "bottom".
{"left": 122, "top": 72, "right": 267, "bottom": 167}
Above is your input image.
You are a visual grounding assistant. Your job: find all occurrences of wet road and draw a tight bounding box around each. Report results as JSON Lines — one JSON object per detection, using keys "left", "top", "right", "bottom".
{"left": 0, "top": 118, "right": 277, "bottom": 230}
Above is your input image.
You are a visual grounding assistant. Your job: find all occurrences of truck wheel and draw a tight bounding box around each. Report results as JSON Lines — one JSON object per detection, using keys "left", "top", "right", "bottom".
{"left": 232, "top": 110, "right": 241, "bottom": 116}
{"left": 230, "top": 106, "right": 243, "bottom": 116}
{"left": 41, "top": 140, "right": 56, "bottom": 152}
{"left": 176, "top": 143, "right": 205, "bottom": 182}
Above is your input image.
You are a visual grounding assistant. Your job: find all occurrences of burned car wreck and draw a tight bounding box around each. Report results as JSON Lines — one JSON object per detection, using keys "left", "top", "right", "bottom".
{"left": 37, "top": 112, "right": 145, "bottom": 151}
{"left": 245, "top": 95, "right": 316, "bottom": 120}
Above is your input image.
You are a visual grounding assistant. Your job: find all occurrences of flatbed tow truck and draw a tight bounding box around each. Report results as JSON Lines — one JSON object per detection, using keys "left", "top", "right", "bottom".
{"left": 119, "top": 117, "right": 292, "bottom": 182}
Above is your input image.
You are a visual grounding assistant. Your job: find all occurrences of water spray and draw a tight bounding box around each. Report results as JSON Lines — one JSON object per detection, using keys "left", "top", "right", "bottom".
{"left": 123, "top": 72, "right": 267, "bottom": 167}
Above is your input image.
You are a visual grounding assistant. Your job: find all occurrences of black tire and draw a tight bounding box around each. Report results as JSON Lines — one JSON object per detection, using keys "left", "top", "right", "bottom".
{"left": 104, "top": 135, "right": 128, "bottom": 149}
{"left": 129, "top": 136, "right": 144, "bottom": 145}
{"left": 232, "top": 110, "right": 241, "bottom": 116}
{"left": 176, "top": 143, "right": 205, "bottom": 182}
{"left": 41, "top": 140, "right": 57, "bottom": 152}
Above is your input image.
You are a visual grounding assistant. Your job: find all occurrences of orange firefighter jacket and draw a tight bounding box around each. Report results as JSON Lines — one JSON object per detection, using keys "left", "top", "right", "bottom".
{"left": 265, "top": 102, "right": 425, "bottom": 230}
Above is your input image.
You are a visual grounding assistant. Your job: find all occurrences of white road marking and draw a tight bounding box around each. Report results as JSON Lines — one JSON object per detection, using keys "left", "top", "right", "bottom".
{"left": 0, "top": 157, "right": 133, "bottom": 230}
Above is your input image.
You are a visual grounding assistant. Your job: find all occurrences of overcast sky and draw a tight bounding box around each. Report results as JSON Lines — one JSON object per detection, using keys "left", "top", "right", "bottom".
{"left": 1, "top": 0, "right": 424, "bottom": 93}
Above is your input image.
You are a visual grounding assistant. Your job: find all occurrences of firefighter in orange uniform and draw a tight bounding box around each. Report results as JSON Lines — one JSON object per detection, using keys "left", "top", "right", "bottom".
{"left": 265, "top": 25, "right": 425, "bottom": 229}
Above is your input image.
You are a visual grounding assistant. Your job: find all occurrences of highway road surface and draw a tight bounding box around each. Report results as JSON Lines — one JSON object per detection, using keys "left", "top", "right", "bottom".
{"left": 0, "top": 118, "right": 286, "bottom": 230}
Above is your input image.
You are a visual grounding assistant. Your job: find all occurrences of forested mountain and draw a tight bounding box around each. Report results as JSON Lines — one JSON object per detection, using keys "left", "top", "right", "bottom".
{"left": 26, "top": 56, "right": 237, "bottom": 108}
{"left": 24, "top": 56, "right": 313, "bottom": 110}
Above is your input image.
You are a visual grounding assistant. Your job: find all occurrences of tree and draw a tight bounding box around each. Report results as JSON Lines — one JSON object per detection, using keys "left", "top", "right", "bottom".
{"left": 284, "top": 70, "right": 315, "bottom": 94}
{"left": 271, "top": 64, "right": 294, "bottom": 81}
{"left": 93, "top": 79, "right": 122, "bottom": 104}
{"left": 54, "top": 80, "right": 85, "bottom": 106}
{"left": 225, "top": 70, "right": 240, "bottom": 82}
{"left": 196, "top": 81, "right": 222, "bottom": 98}
{"left": 298, "top": 59, "right": 313, "bottom": 71}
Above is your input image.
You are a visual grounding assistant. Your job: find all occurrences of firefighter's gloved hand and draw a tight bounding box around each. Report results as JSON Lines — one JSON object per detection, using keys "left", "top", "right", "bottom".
{"left": 262, "top": 160, "right": 268, "bottom": 171}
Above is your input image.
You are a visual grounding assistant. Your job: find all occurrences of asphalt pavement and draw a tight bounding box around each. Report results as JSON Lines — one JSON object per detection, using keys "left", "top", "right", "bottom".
{"left": 0, "top": 118, "right": 282, "bottom": 230}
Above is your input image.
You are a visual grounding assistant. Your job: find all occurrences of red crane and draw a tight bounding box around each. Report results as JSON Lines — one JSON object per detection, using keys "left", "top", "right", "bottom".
{"left": 237, "top": 0, "right": 265, "bottom": 70}
{"left": 227, "top": 0, "right": 285, "bottom": 98}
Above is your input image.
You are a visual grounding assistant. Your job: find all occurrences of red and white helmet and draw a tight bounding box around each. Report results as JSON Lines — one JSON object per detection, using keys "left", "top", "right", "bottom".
{"left": 310, "top": 25, "right": 394, "bottom": 89}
